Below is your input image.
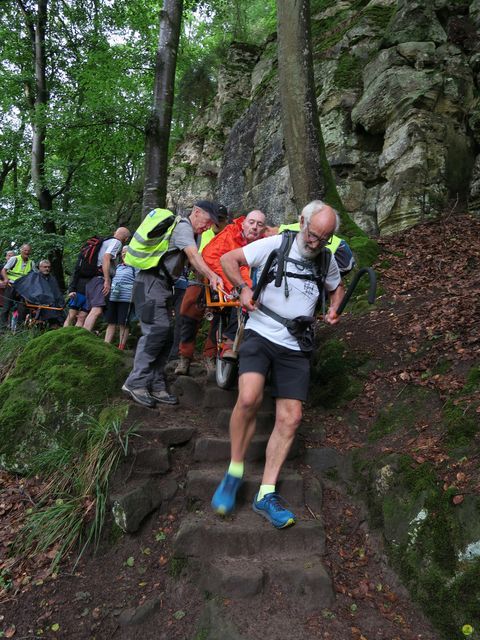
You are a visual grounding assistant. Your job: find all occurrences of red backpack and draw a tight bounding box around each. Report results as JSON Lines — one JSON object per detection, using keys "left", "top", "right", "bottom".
{"left": 75, "top": 236, "right": 112, "bottom": 278}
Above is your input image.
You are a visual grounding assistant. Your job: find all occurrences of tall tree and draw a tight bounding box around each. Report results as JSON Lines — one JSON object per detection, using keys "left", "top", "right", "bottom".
{"left": 275, "top": 0, "right": 375, "bottom": 256}
{"left": 142, "top": 0, "right": 183, "bottom": 218}
{"left": 276, "top": 0, "right": 327, "bottom": 213}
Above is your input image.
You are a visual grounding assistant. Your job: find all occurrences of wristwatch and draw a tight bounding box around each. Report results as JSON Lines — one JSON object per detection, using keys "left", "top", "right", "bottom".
{"left": 236, "top": 282, "right": 248, "bottom": 293}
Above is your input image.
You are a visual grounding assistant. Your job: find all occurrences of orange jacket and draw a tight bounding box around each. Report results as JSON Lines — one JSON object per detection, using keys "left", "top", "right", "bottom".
{"left": 202, "top": 217, "right": 251, "bottom": 293}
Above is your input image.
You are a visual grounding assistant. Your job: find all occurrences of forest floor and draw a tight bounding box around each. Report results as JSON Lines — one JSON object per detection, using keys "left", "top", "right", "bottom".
{"left": 0, "top": 212, "right": 479, "bottom": 640}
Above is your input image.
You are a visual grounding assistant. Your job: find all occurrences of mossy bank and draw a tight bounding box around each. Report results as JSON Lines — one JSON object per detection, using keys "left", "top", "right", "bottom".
{"left": 0, "top": 327, "right": 128, "bottom": 472}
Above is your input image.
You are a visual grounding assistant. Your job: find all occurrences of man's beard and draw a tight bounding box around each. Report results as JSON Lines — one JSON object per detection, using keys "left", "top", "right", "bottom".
{"left": 296, "top": 232, "right": 323, "bottom": 259}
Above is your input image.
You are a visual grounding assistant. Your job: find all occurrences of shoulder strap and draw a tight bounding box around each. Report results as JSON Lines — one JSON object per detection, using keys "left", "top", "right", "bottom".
{"left": 274, "top": 230, "right": 296, "bottom": 287}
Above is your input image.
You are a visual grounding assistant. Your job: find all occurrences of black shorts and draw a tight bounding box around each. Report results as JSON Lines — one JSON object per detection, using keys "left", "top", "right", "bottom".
{"left": 238, "top": 330, "right": 311, "bottom": 401}
{"left": 104, "top": 301, "right": 132, "bottom": 326}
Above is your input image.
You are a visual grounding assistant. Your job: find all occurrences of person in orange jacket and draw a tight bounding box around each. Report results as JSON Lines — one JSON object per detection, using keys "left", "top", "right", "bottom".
{"left": 175, "top": 210, "right": 266, "bottom": 375}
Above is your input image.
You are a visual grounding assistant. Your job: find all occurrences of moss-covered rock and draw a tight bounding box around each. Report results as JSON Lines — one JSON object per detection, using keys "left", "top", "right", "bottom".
{"left": 353, "top": 451, "right": 480, "bottom": 638}
{"left": 368, "top": 385, "right": 436, "bottom": 442}
{"left": 0, "top": 327, "right": 128, "bottom": 472}
{"left": 310, "top": 338, "right": 367, "bottom": 408}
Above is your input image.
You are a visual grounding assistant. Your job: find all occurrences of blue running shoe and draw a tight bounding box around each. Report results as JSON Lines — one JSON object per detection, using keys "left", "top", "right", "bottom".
{"left": 211, "top": 473, "right": 242, "bottom": 515}
{"left": 252, "top": 492, "right": 296, "bottom": 529}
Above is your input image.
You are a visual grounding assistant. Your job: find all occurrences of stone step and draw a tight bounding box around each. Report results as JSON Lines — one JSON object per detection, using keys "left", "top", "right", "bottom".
{"left": 190, "top": 555, "right": 334, "bottom": 609}
{"left": 186, "top": 467, "right": 304, "bottom": 506}
{"left": 193, "top": 434, "right": 301, "bottom": 463}
{"left": 171, "top": 376, "right": 205, "bottom": 408}
{"left": 129, "top": 446, "right": 170, "bottom": 475}
{"left": 174, "top": 510, "right": 325, "bottom": 560}
{"left": 194, "top": 434, "right": 268, "bottom": 463}
{"left": 203, "top": 385, "right": 275, "bottom": 411}
{"left": 214, "top": 409, "right": 274, "bottom": 433}
{"left": 110, "top": 476, "right": 178, "bottom": 534}
{"left": 136, "top": 426, "right": 196, "bottom": 446}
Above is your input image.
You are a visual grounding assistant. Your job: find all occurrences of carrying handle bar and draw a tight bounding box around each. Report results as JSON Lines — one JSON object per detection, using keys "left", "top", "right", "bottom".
{"left": 336, "top": 267, "right": 377, "bottom": 316}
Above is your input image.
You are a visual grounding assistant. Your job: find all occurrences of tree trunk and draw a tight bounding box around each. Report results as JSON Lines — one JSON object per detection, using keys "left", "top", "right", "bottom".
{"left": 18, "top": 0, "right": 65, "bottom": 288}
{"left": 142, "top": 0, "right": 183, "bottom": 219}
{"left": 276, "top": 0, "right": 326, "bottom": 213}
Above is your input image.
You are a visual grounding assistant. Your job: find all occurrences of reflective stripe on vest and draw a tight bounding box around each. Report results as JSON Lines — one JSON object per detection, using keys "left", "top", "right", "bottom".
{"left": 124, "top": 209, "right": 179, "bottom": 270}
{"left": 7, "top": 257, "right": 33, "bottom": 281}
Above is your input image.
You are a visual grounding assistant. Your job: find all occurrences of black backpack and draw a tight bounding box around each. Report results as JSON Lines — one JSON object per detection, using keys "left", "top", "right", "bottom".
{"left": 262, "top": 230, "right": 332, "bottom": 301}
{"left": 75, "top": 236, "right": 112, "bottom": 278}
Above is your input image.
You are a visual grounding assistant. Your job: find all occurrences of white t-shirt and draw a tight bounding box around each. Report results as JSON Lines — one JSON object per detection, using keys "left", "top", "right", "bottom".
{"left": 243, "top": 234, "right": 341, "bottom": 350}
{"left": 97, "top": 238, "right": 122, "bottom": 266}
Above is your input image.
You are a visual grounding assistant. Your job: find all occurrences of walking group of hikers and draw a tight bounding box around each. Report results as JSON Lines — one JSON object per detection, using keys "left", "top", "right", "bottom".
{"left": 1, "top": 198, "right": 355, "bottom": 530}
{"left": 121, "top": 198, "right": 354, "bottom": 530}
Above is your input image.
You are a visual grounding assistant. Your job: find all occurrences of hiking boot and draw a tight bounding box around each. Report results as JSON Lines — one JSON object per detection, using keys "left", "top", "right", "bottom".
{"left": 122, "top": 384, "right": 156, "bottom": 408}
{"left": 211, "top": 473, "right": 242, "bottom": 516}
{"left": 150, "top": 389, "right": 178, "bottom": 405}
{"left": 252, "top": 492, "right": 296, "bottom": 529}
{"left": 174, "top": 356, "right": 190, "bottom": 376}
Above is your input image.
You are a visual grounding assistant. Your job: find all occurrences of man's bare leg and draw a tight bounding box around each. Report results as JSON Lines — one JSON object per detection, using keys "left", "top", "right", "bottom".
{"left": 83, "top": 306, "right": 102, "bottom": 332}
{"left": 211, "top": 372, "right": 265, "bottom": 515}
{"left": 261, "top": 398, "right": 302, "bottom": 485}
{"left": 230, "top": 372, "right": 265, "bottom": 462}
{"left": 252, "top": 398, "right": 302, "bottom": 529}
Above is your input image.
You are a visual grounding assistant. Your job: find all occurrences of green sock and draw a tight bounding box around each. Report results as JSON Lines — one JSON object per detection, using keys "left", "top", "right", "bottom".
{"left": 257, "top": 484, "right": 275, "bottom": 501}
{"left": 228, "top": 460, "right": 244, "bottom": 479}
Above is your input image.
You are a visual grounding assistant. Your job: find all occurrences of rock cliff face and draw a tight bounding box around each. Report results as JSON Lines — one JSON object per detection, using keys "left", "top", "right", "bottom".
{"left": 167, "top": 0, "right": 480, "bottom": 235}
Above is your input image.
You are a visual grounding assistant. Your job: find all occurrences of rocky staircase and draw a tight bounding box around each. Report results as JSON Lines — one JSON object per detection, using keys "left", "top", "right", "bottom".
{"left": 111, "top": 374, "right": 334, "bottom": 610}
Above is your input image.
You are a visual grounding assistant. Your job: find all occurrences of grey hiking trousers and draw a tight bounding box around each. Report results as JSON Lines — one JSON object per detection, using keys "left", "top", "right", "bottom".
{"left": 124, "top": 271, "right": 174, "bottom": 392}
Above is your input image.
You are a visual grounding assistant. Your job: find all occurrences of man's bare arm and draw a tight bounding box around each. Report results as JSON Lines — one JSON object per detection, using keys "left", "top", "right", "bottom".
{"left": 102, "top": 253, "right": 112, "bottom": 295}
{"left": 220, "top": 248, "right": 255, "bottom": 310}
{"left": 184, "top": 245, "right": 222, "bottom": 289}
{"left": 325, "top": 283, "right": 345, "bottom": 325}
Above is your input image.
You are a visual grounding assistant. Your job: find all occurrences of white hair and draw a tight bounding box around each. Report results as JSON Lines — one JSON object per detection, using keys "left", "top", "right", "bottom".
{"left": 39, "top": 259, "right": 51, "bottom": 267}
{"left": 300, "top": 200, "right": 340, "bottom": 232}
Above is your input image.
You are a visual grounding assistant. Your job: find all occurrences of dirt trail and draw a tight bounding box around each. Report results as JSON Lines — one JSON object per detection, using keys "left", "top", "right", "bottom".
{"left": 2, "top": 213, "right": 479, "bottom": 639}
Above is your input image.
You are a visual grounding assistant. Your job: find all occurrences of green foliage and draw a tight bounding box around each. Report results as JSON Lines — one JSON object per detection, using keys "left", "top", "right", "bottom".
{"left": 310, "top": 338, "right": 367, "bottom": 408}
{"left": 368, "top": 387, "right": 434, "bottom": 442}
{"left": 311, "top": 0, "right": 395, "bottom": 54}
{"left": 363, "top": 5, "right": 396, "bottom": 30}
{"left": 17, "top": 411, "right": 136, "bottom": 569}
{"left": 443, "top": 401, "right": 478, "bottom": 449}
{"left": 0, "top": 327, "right": 128, "bottom": 471}
{"left": 0, "top": 329, "right": 38, "bottom": 384}
{"left": 348, "top": 235, "right": 380, "bottom": 268}
{"left": 169, "top": 556, "right": 188, "bottom": 578}
{"left": 442, "top": 364, "right": 480, "bottom": 448}
{"left": 334, "top": 53, "right": 362, "bottom": 89}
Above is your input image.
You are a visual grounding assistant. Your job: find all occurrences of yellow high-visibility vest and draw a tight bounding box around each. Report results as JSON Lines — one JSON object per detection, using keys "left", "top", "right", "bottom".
{"left": 125, "top": 209, "right": 180, "bottom": 270}
{"left": 7, "top": 256, "right": 34, "bottom": 282}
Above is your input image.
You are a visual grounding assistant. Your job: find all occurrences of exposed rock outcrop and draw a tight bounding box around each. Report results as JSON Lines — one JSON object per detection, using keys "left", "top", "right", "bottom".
{"left": 167, "top": 0, "right": 480, "bottom": 235}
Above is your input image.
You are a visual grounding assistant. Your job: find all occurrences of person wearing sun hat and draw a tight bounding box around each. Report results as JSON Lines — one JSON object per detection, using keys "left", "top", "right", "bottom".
{"left": 122, "top": 201, "right": 223, "bottom": 408}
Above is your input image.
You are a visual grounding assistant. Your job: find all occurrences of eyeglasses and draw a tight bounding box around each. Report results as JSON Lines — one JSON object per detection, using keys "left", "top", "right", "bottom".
{"left": 305, "top": 222, "right": 331, "bottom": 246}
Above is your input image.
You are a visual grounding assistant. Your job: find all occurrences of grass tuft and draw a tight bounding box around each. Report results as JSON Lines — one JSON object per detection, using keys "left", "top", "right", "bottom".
{"left": 17, "top": 413, "right": 137, "bottom": 569}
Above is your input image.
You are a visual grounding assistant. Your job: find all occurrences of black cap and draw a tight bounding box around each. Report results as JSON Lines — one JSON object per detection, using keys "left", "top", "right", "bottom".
{"left": 195, "top": 200, "right": 220, "bottom": 224}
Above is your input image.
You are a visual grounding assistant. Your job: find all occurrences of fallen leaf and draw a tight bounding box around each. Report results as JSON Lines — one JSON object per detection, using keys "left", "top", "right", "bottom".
{"left": 5, "top": 625, "right": 16, "bottom": 638}
{"left": 453, "top": 494, "right": 464, "bottom": 505}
